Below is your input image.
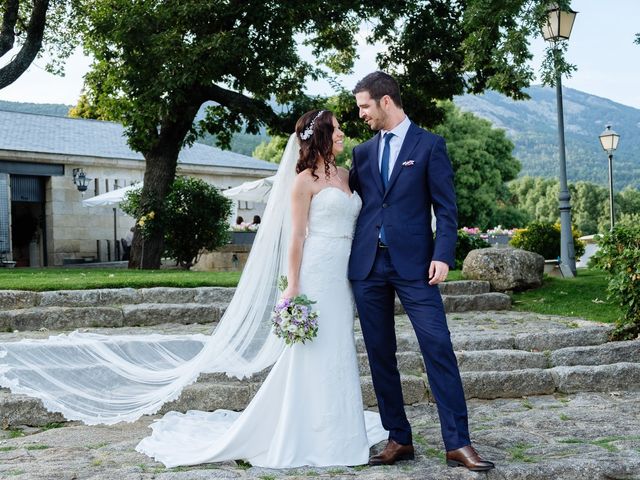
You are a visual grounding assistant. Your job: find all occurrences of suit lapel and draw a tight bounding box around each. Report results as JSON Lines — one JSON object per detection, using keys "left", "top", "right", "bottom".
{"left": 384, "top": 122, "right": 420, "bottom": 198}
{"left": 368, "top": 131, "right": 384, "bottom": 196}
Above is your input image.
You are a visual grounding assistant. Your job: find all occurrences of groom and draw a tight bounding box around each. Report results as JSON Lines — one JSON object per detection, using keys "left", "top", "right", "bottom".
{"left": 348, "top": 71, "right": 494, "bottom": 471}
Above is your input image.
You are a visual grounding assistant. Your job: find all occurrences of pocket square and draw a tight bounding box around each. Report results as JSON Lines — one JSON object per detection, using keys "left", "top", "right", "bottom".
{"left": 402, "top": 160, "right": 415, "bottom": 167}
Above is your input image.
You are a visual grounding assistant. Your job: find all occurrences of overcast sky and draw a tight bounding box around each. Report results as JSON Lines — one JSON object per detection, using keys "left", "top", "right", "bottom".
{"left": 0, "top": 0, "right": 638, "bottom": 109}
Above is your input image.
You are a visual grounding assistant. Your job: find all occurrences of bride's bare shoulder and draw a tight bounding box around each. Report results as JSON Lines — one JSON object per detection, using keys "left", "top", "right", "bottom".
{"left": 292, "top": 169, "right": 316, "bottom": 194}
{"left": 337, "top": 166, "right": 349, "bottom": 181}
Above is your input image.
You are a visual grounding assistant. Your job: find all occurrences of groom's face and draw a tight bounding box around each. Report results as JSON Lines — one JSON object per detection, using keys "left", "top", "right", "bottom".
{"left": 355, "top": 91, "right": 387, "bottom": 131}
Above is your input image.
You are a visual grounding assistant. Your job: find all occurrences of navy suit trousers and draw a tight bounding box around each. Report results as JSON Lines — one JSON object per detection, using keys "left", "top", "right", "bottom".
{"left": 351, "top": 247, "right": 471, "bottom": 450}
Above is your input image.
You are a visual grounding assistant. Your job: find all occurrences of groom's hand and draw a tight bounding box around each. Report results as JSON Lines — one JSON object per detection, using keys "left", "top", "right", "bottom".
{"left": 428, "top": 261, "right": 449, "bottom": 285}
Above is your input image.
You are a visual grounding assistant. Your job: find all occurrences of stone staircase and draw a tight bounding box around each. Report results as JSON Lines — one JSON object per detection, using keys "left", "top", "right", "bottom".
{"left": 0, "top": 281, "right": 510, "bottom": 332}
{"left": 2, "top": 293, "right": 639, "bottom": 428}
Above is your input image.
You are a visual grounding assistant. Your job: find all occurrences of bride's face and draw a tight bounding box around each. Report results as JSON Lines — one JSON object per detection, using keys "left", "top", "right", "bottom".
{"left": 331, "top": 116, "right": 345, "bottom": 156}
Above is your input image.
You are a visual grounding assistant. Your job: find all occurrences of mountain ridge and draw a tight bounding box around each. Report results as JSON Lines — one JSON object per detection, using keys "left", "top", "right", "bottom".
{"left": 454, "top": 85, "right": 640, "bottom": 189}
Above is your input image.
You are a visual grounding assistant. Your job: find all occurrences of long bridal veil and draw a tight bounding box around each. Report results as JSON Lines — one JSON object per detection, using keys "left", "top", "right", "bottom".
{"left": 0, "top": 134, "right": 301, "bottom": 425}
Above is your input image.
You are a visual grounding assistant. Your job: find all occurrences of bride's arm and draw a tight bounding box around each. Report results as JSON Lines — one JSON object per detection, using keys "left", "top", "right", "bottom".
{"left": 282, "top": 174, "right": 312, "bottom": 299}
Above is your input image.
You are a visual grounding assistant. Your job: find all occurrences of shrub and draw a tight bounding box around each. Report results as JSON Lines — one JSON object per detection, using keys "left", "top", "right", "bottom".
{"left": 455, "top": 230, "right": 490, "bottom": 270}
{"left": 509, "top": 221, "right": 585, "bottom": 260}
{"left": 590, "top": 222, "right": 640, "bottom": 339}
{"left": 122, "top": 177, "right": 232, "bottom": 269}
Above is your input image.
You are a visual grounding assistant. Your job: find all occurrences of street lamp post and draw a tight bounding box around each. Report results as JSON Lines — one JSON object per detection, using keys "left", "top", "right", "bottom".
{"left": 542, "top": 3, "right": 578, "bottom": 278}
{"left": 599, "top": 125, "right": 620, "bottom": 230}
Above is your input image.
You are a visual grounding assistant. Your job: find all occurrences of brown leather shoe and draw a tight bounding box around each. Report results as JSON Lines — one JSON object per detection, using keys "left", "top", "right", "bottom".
{"left": 369, "top": 439, "right": 415, "bottom": 466}
{"left": 446, "top": 445, "right": 495, "bottom": 471}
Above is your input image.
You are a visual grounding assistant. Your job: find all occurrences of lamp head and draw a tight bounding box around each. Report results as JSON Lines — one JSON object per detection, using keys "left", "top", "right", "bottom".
{"left": 542, "top": 3, "right": 577, "bottom": 42}
{"left": 72, "top": 168, "right": 90, "bottom": 193}
{"left": 599, "top": 124, "right": 620, "bottom": 154}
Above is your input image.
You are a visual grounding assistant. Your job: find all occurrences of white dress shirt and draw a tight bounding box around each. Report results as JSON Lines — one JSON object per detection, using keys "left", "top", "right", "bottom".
{"left": 378, "top": 115, "right": 411, "bottom": 180}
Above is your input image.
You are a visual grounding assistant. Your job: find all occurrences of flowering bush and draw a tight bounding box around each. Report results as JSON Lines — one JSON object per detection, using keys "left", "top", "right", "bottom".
{"left": 590, "top": 222, "right": 640, "bottom": 339}
{"left": 136, "top": 211, "right": 156, "bottom": 238}
{"left": 510, "top": 221, "right": 585, "bottom": 260}
{"left": 271, "top": 276, "right": 319, "bottom": 345}
{"left": 484, "top": 225, "right": 515, "bottom": 236}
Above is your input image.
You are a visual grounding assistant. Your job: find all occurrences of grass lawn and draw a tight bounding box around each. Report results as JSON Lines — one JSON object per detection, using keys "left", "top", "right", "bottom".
{"left": 0, "top": 268, "right": 241, "bottom": 291}
{"left": 511, "top": 268, "right": 619, "bottom": 324}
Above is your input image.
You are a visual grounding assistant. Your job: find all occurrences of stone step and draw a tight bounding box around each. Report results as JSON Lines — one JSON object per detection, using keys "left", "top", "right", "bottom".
{"left": 438, "top": 280, "right": 491, "bottom": 295}
{"left": 0, "top": 287, "right": 236, "bottom": 310}
{"left": 443, "top": 292, "right": 511, "bottom": 312}
{"left": 0, "top": 282, "right": 488, "bottom": 311}
{"left": 5, "top": 360, "right": 640, "bottom": 427}
{"left": 0, "top": 303, "right": 224, "bottom": 331}
{"left": 456, "top": 340, "right": 640, "bottom": 372}
{"left": 0, "top": 294, "right": 510, "bottom": 332}
{"left": 0, "top": 282, "right": 509, "bottom": 332}
{"left": 393, "top": 292, "right": 512, "bottom": 314}
{"left": 0, "top": 374, "right": 427, "bottom": 427}
{"left": 0, "top": 320, "right": 614, "bottom": 356}
{"left": 459, "top": 362, "right": 640, "bottom": 399}
{"left": 353, "top": 324, "right": 613, "bottom": 355}
{"left": 550, "top": 339, "right": 640, "bottom": 366}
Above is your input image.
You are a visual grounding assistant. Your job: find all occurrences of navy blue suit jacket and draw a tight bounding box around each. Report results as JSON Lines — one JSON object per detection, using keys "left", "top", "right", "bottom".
{"left": 348, "top": 122, "right": 458, "bottom": 281}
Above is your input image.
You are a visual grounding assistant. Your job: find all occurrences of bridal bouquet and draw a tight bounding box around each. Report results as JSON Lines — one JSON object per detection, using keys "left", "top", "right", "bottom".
{"left": 271, "top": 276, "right": 319, "bottom": 345}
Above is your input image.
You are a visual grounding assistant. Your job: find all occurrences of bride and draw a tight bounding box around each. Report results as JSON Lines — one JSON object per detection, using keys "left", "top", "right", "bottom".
{"left": 0, "top": 109, "right": 386, "bottom": 468}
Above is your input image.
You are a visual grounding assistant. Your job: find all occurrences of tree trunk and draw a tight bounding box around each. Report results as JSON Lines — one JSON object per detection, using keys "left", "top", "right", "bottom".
{"left": 128, "top": 100, "right": 202, "bottom": 269}
{"left": 128, "top": 151, "right": 176, "bottom": 269}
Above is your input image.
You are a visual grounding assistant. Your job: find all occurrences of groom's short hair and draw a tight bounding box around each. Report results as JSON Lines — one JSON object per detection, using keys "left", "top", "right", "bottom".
{"left": 353, "top": 71, "right": 403, "bottom": 108}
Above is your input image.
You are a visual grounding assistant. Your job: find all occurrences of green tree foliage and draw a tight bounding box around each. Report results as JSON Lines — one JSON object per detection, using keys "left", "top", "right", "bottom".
{"left": 434, "top": 102, "right": 521, "bottom": 230}
{"left": 510, "top": 221, "right": 585, "bottom": 260}
{"left": 590, "top": 220, "right": 640, "bottom": 339}
{"left": 120, "top": 177, "right": 232, "bottom": 269}
{"left": 509, "top": 177, "right": 640, "bottom": 235}
{"left": 570, "top": 181, "right": 609, "bottom": 235}
{"left": 0, "top": 0, "right": 77, "bottom": 89}
{"left": 618, "top": 187, "right": 640, "bottom": 216}
{"left": 508, "top": 176, "right": 560, "bottom": 224}
{"left": 72, "top": 0, "right": 571, "bottom": 268}
{"left": 68, "top": 92, "right": 114, "bottom": 120}
{"left": 253, "top": 134, "right": 358, "bottom": 168}
{"left": 252, "top": 136, "right": 291, "bottom": 164}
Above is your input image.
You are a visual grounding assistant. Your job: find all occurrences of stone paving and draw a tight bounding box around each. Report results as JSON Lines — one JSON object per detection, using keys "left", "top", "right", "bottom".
{"left": 1, "top": 309, "right": 639, "bottom": 479}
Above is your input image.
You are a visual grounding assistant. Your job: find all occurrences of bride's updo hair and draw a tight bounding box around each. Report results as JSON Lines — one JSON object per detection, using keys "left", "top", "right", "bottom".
{"left": 295, "top": 109, "right": 336, "bottom": 181}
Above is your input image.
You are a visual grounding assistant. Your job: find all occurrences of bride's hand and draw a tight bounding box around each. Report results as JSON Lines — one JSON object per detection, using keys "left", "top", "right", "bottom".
{"left": 281, "top": 285, "right": 300, "bottom": 300}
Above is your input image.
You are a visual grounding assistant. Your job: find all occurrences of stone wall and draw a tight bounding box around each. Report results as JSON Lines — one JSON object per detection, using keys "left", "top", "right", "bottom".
{"left": 192, "top": 244, "right": 251, "bottom": 271}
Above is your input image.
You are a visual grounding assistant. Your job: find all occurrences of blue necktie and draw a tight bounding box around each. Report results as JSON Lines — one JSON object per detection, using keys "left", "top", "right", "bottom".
{"left": 380, "top": 132, "right": 394, "bottom": 244}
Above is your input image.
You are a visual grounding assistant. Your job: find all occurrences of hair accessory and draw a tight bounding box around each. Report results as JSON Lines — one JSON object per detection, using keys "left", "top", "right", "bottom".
{"left": 299, "top": 110, "right": 325, "bottom": 140}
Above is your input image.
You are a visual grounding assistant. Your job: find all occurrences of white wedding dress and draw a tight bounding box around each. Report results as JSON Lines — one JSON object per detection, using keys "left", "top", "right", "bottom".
{"left": 136, "top": 187, "right": 387, "bottom": 468}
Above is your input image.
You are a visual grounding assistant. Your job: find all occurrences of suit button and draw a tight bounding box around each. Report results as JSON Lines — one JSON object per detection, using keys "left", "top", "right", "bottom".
{"left": 382, "top": 203, "right": 388, "bottom": 208}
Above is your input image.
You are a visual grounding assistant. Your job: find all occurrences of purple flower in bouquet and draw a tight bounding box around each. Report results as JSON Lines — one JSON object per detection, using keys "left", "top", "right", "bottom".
{"left": 271, "top": 276, "right": 319, "bottom": 346}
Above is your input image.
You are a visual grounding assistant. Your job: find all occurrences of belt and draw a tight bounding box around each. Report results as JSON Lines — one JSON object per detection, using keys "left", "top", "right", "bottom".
{"left": 377, "top": 239, "right": 389, "bottom": 248}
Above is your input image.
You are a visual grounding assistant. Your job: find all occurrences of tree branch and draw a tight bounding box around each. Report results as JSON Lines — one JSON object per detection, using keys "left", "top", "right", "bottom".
{"left": 0, "top": 0, "right": 19, "bottom": 56}
{"left": 199, "top": 83, "right": 290, "bottom": 133}
{"left": 0, "top": 0, "right": 49, "bottom": 89}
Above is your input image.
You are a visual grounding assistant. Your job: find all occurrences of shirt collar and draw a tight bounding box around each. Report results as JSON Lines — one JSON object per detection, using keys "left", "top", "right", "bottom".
{"left": 381, "top": 115, "right": 411, "bottom": 142}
